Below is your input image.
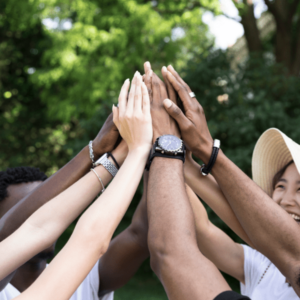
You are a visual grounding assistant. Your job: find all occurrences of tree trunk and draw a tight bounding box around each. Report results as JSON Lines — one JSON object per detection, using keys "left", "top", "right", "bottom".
{"left": 239, "top": 1, "right": 262, "bottom": 52}
{"left": 291, "top": 22, "right": 300, "bottom": 76}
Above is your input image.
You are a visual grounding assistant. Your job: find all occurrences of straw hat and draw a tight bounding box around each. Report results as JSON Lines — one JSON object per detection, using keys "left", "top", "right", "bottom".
{"left": 252, "top": 128, "right": 300, "bottom": 197}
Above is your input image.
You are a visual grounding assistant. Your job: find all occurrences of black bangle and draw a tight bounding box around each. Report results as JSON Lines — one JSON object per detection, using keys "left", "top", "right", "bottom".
{"left": 201, "top": 140, "right": 220, "bottom": 176}
{"left": 107, "top": 152, "right": 120, "bottom": 169}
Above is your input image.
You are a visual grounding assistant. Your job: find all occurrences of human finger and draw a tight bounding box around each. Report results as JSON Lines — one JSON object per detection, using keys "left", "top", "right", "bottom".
{"left": 163, "top": 99, "right": 191, "bottom": 132}
{"left": 142, "top": 82, "right": 150, "bottom": 115}
{"left": 144, "top": 61, "right": 152, "bottom": 75}
{"left": 112, "top": 105, "right": 120, "bottom": 129}
{"left": 134, "top": 74, "right": 142, "bottom": 112}
{"left": 155, "top": 72, "right": 168, "bottom": 100}
{"left": 127, "top": 71, "right": 139, "bottom": 113}
{"left": 166, "top": 71, "right": 196, "bottom": 112}
{"left": 144, "top": 69, "right": 153, "bottom": 103}
{"left": 167, "top": 65, "right": 192, "bottom": 93}
{"left": 151, "top": 73, "right": 161, "bottom": 107}
{"left": 162, "top": 66, "right": 177, "bottom": 103}
{"left": 118, "top": 78, "right": 130, "bottom": 114}
{"left": 163, "top": 99, "right": 191, "bottom": 131}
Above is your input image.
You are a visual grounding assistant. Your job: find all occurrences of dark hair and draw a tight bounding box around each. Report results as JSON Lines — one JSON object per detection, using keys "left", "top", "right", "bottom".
{"left": 0, "top": 167, "right": 47, "bottom": 201}
{"left": 272, "top": 160, "right": 294, "bottom": 191}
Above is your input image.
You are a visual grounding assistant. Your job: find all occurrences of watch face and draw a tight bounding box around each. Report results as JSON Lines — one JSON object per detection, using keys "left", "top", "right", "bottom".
{"left": 158, "top": 135, "right": 182, "bottom": 152}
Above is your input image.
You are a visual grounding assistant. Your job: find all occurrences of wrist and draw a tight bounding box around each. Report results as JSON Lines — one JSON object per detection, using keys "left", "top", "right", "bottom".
{"left": 193, "top": 139, "right": 213, "bottom": 164}
{"left": 111, "top": 143, "right": 128, "bottom": 167}
{"left": 128, "top": 145, "right": 151, "bottom": 157}
{"left": 184, "top": 159, "right": 199, "bottom": 181}
{"left": 92, "top": 141, "right": 104, "bottom": 160}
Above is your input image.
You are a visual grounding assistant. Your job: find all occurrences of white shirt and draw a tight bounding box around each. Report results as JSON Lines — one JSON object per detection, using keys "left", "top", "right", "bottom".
{"left": 240, "top": 244, "right": 298, "bottom": 300}
{"left": 0, "top": 261, "right": 113, "bottom": 300}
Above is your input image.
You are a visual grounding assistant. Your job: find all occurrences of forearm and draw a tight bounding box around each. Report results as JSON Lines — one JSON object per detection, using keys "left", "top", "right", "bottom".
{"left": 212, "top": 151, "right": 300, "bottom": 279}
{"left": 185, "top": 159, "right": 253, "bottom": 247}
{"left": 0, "top": 145, "right": 93, "bottom": 241}
{"left": 17, "top": 148, "right": 149, "bottom": 300}
{"left": 76, "top": 147, "right": 149, "bottom": 249}
{"left": 186, "top": 185, "right": 245, "bottom": 282}
{"left": 147, "top": 158, "right": 197, "bottom": 260}
{"left": 98, "top": 173, "right": 149, "bottom": 295}
{"left": 0, "top": 145, "right": 128, "bottom": 281}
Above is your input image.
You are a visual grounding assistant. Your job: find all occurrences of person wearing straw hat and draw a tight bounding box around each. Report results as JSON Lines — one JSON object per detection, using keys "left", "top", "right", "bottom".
{"left": 162, "top": 65, "right": 300, "bottom": 297}
{"left": 180, "top": 128, "right": 300, "bottom": 300}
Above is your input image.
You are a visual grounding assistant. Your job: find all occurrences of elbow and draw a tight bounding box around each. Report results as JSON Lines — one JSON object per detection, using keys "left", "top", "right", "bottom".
{"left": 96, "top": 240, "right": 110, "bottom": 258}
{"left": 127, "top": 222, "right": 148, "bottom": 250}
{"left": 148, "top": 232, "right": 175, "bottom": 277}
{"left": 75, "top": 226, "right": 111, "bottom": 258}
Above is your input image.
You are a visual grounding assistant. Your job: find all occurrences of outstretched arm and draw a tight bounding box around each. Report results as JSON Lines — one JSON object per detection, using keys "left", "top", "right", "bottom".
{"left": 186, "top": 185, "right": 244, "bottom": 283}
{"left": 0, "top": 113, "right": 119, "bottom": 243}
{"left": 184, "top": 152, "right": 253, "bottom": 247}
{"left": 145, "top": 67, "right": 229, "bottom": 300}
{"left": 0, "top": 140, "right": 128, "bottom": 281}
{"left": 98, "top": 171, "right": 149, "bottom": 296}
{"left": 15, "top": 71, "right": 153, "bottom": 300}
{"left": 163, "top": 65, "right": 300, "bottom": 295}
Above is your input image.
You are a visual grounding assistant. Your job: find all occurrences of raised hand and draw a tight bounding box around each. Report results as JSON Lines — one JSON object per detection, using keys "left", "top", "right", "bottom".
{"left": 113, "top": 72, "right": 152, "bottom": 152}
{"left": 163, "top": 65, "right": 213, "bottom": 164}
{"left": 92, "top": 113, "right": 120, "bottom": 158}
{"left": 143, "top": 62, "right": 180, "bottom": 143}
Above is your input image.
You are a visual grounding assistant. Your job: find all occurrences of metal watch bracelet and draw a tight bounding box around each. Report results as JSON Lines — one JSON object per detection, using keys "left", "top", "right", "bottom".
{"left": 94, "top": 153, "right": 118, "bottom": 177}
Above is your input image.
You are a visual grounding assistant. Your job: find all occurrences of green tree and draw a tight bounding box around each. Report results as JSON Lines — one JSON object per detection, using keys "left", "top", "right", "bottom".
{"left": 32, "top": 0, "right": 218, "bottom": 122}
{"left": 228, "top": 0, "right": 300, "bottom": 75}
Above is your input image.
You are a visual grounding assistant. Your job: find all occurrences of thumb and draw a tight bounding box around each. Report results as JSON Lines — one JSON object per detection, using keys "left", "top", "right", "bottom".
{"left": 112, "top": 105, "right": 120, "bottom": 129}
{"left": 163, "top": 99, "right": 189, "bottom": 130}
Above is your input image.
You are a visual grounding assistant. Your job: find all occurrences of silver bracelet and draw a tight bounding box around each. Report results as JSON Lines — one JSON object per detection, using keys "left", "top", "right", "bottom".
{"left": 94, "top": 153, "right": 118, "bottom": 177}
{"left": 91, "top": 169, "right": 105, "bottom": 193}
{"left": 89, "top": 141, "right": 95, "bottom": 165}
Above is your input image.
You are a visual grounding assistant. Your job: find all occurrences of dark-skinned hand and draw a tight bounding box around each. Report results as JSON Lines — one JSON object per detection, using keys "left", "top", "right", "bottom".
{"left": 162, "top": 65, "right": 213, "bottom": 164}
{"left": 143, "top": 62, "right": 180, "bottom": 143}
{"left": 92, "top": 113, "right": 120, "bottom": 158}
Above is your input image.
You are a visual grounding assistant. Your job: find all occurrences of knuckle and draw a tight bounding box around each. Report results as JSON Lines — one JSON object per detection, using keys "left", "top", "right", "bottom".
{"left": 125, "top": 112, "right": 132, "bottom": 119}
{"left": 178, "top": 85, "right": 185, "bottom": 93}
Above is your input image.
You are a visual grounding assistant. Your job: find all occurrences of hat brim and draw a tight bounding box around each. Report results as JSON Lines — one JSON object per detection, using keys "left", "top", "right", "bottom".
{"left": 252, "top": 128, "right": 300, "bottom": 197}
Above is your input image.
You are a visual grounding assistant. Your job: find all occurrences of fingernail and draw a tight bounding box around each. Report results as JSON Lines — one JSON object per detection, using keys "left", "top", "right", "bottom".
{"left": 112, "top": 104, "right": 115, "bottom": 111}
{"left": 169, "top": 65, "right": 174, "bottom": 70}
{"left": 145, "top": 61, "right": 150, "bottom": 66}
{"left": 124, "top": 78, "right": 130, "bottom": 83}
{"left": 163, "top": 99, "right": 172, "bottom": 108}
{"left": 162, "top": 66, "right": 167, "bottom": 72}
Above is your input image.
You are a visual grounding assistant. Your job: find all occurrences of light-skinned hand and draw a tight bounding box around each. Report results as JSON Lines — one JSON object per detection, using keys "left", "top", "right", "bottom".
{"left": 113, "top": 72, "right": 152, "bottom": 152}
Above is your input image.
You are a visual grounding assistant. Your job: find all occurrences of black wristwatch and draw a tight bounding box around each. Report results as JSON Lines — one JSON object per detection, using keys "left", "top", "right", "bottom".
{"left": 145, "top": 135, "right": 186, "bottom": 170}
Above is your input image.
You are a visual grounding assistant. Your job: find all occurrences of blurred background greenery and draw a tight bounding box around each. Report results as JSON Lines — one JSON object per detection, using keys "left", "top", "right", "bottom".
{"left": 1, "top": 0, "right": 300, "bottom": 298}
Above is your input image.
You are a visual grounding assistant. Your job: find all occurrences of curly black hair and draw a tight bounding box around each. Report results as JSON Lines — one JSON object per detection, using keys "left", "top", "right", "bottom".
{"left": 0, "top": 167, "right": 47, "bottom": 201}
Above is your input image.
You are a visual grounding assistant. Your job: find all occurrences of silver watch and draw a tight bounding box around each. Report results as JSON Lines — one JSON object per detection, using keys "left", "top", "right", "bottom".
{"left": 94, "top": 153, "right": 118, "bottom": 177}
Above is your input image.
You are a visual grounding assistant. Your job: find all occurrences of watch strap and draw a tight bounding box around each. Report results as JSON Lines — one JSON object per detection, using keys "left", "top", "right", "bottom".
{"left": 145, "top": 138, "right": 186, "bottom": 171}
{"left": 94, "top": 153, "right": 118, "bottom": 177}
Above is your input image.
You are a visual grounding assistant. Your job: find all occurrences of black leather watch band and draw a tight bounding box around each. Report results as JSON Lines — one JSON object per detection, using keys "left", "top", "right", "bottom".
{"left": 145, "top": 137, "right": 186, "bottom": 170}
{"left": 145, "top": 151, "right": 185, "bottom": 171}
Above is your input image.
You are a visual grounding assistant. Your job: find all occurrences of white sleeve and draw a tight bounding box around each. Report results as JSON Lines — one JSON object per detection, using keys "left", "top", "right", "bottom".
{"left": 240, "top": 244, "right": 267, "bottom": 297}
{"left": 71, "top": 260, "right": 114, "bottom": 300}
{"left": 88, "top": 260, "right": 114, "bottom": 300}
